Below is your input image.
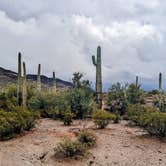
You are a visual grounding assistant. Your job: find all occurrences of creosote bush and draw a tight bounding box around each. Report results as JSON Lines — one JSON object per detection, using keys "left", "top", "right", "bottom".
{"left": 78, "top": 130, "right": 96, "bottom": 148}
{"left": 93, "top": 110, "right": 116, "bottom": 129}
{"left": 62, "top": 109, "right": 75, "bottom": 126}
{"left": 55, "top": 130, "right": 96, "bottom": 158}
{"left": 0, "top": 108, "right": 39, "bottom": 140}
{"left": 126, "top": 104, "right": 166, "bottom": 137}
{"left": 55, "top": 138, "right": 86, "bottom": 158}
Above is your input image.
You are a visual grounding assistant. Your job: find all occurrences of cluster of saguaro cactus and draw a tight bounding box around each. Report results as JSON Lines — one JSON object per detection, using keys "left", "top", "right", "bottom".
{"left": 17, "top": 52, "right": 22, "bottom": 106}
{"left": 37, "top": 64, "right": 41, "bottom": 92}
{"left": 92, "top": 46, "right": 102, "bottom": 109}
{"left": 22, "top": 62, "right": 27, "bottom": 109}
{"left": 17, "top": 54, "right": 57, "bottom": 108}
{"left": 53, "top": 71, "right": 57, "bottom": 93}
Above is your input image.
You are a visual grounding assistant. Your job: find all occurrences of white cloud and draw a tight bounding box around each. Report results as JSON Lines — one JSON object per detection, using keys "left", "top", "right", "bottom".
{"left": 0, "top": 0, "right": 166, "bottom": 90}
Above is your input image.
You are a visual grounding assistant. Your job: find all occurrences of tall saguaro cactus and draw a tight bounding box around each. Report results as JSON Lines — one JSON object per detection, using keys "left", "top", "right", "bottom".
{"left": 53, "top": 71, "right": 57, "bottom": 93}
{"left": 17, "top": 52, "right": 22, "bottom": 106}
{"left": 22, "top": 62, "right": 27, "bottom": 109}
{"left": 136, "top": 76, "right": 138, "bottom": 87}
{"left": 37, "top": 64, "right": 41, "bottom": 91}
{"left": 92, "top": 46, "right": 102, "bottom": 109}
{"left": 159, "top": 72, "right": 162, "bottom": 92}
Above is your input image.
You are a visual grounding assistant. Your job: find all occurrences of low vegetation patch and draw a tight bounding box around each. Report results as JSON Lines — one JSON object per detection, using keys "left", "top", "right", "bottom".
{"left": 93, "top": 110, "right": 116, "bottom": 129}
{"left": 55, "top": 130, "right": 96, "bottom": 158}
{"left": 0, "top": 108, "right": 39, "bottom": 140}
{"left": 55, "top": 138, "right": 86, "bottom": 158}
{"left": 127, "top": 104, "right": 166, "bottom": 137}
{"left": 78, "top": 130, "right": 96, "bottom": 148}
{"left": 62, "top": 109, "right": 75, "bottom": 126}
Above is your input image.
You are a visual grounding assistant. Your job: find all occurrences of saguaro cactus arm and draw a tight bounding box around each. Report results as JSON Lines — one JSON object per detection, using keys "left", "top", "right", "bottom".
{"left": 92, "top": 55, "right": 97, "bottom": 66}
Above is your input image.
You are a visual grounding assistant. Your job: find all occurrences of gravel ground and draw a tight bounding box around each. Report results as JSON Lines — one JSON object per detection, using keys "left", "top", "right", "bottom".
{"left": 0, "top": 119, "right": 166, "bottom": 166}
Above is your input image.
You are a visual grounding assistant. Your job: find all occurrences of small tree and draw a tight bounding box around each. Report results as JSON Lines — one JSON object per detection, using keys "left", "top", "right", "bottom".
{"left": 106, "top": 83, "right": 128, "bottom": 115}
{"left": 127, "top": 84, "right": 144, "bottom": 104}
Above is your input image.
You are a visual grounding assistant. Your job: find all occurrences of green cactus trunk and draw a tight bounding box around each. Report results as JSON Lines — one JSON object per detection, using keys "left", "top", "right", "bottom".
{"left": 37, "top": 64, "right": 41, "bottom": 91}
{"left": 53, "top": 71, "right": 57, "bottom": 93}
{"left": 159, "top": 72, "right": 162, "bottom": 92}
{"left": 92, "top": 46, "right": 102, "bottom": 109}
{"left": 136, "top": 76, "right": 138, "bottom": 87}
{"left": 17, "top": 52, "right": 22, "bottom": 106}
{"left": 22, "top": 62, "right": 27, "bottom": 109}
{"left": 158, "top": 72, "right": 162, "bottom": 111}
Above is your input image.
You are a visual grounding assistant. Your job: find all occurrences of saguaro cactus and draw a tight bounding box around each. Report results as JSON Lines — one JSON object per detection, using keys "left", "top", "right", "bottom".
{"left": 53, "top": 71, "right": 57, "bottom": 93}
{"left": 136, "top": 76, "right": 138, "bottom": 87}
{"left": 92, "top": 46, "right": 102, "bottom": 109}
{"left": 37, "top": 64, "right": 41, "bottom": 91}
{"left": 22, "top": 62, "right": 27, "bottom": 109}
{"left": 159, "top": 72, "right": 162, "bottom": 92}
{"left": 17, "top": 52, "right": 22, "bottom": 106}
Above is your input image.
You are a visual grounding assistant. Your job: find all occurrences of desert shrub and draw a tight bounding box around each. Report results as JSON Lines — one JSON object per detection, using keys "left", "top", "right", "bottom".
{"left": 106, "top": 83, "right": 128, "bottom": 115}
{"left": 62, "top": 109, "right": 75, "bottom": 126}
{"left": 126, "top": 104, "right": 166, "bottom": 137}
{"left": 66, "top": 88, "right": 96, "bottom": 119}
{"left": 93, "top": 110, "right": 116, "bottom": 129}
{"left": 145, "top": 113, "right": 166, "bottom": 137}
{"left": 127, "top": 84, "right": 144, "bottom": 104}
{"left": 114, "top": 111, "right": 121, "bottom": 123}
{"left": 154, "top": 94, "right": 166, "bottom": 112}
{"left": 0, "top": 108, "right": 39, "bottom": 140}
{"left": 55, "top": 138, "right": 86, "bottom": 157}
{"left": 78, "top": 131, "right": 96, "bottom": 148}
{"left": 126, "top": 104, "right": 158, "bottom": 126}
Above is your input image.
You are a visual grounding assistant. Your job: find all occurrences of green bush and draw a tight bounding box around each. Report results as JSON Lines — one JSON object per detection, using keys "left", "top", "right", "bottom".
{"left": 93, "top": 110, "right": 116, "bottom": 129}
{"left": 78, "top": 131, "right": 96, "bottom": 148}
{"left": 0, "top": 109, "right": 39, "bottom": 140}
{"left": 114, "top": 111, "right": 121, "bottom": 123}
{"left": 126, "top": 104, "right": 166, "bottom": 137}
{"left": 62, "top": 109, "right": 75, "bottom": 126}
{"left": 126, "top": 104, "right": 157, "bottom": 126}
{"left": 55, "top": 138, "right": 86, "bottom": 157}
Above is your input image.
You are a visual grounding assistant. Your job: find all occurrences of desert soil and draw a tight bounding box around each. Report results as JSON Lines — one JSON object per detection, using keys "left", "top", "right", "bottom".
{"left": 0, "top": 119, "right": 166, "bottom": 166}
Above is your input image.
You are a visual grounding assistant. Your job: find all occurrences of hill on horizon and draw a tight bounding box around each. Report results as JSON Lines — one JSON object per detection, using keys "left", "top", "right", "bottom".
{"left": 0, "top": 67, "right": 73, "bottom": 90}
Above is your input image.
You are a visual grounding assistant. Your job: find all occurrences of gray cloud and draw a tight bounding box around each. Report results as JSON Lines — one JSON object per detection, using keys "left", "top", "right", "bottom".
{"left": 0, "top": 0, "right": 166, "bottom": 90}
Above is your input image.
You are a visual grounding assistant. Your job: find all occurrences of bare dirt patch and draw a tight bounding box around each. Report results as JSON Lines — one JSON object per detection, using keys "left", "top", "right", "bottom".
{"left": 0, "top": 119, "right": 166, "bottom": 166}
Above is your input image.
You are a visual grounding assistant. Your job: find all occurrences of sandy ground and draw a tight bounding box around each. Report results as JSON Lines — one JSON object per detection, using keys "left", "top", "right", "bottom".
{"left": 0, "top": 119, "right": 166, "bottom": 166}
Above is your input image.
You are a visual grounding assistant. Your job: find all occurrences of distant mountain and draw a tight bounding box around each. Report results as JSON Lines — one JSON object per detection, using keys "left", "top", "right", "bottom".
{"left": 0, "top": 67, "right": 73, "bottom": 89}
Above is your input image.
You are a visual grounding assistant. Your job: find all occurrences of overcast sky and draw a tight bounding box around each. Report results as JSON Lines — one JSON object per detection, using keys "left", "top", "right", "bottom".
{"left": 0, "top": 0, "right": 166, "bottom": 90}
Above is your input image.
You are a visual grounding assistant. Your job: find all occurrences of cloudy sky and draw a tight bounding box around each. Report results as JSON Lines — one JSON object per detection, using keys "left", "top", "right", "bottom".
{"left": 0, "top": 0, "right": 166, "bottom": 90}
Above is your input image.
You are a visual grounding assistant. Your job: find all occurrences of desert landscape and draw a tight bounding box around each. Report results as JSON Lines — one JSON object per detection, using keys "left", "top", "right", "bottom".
{"left": 0, "top": 1, "right": 166, "bottom": 166}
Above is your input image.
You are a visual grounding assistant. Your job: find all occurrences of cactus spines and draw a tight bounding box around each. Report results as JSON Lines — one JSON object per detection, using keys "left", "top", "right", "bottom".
{"left": 53, "top": 71, "right": 57, "bottom": 93}
{"left": 136, "top": 76, "right": 138, "bottom": 87}
{"left": 22, "top": 62, "right": 27, "bottom": 109}
{"left": 17, "top": 52, "right": 22, "bottom": 106}
{"left": 159, "top": 72, "right": 162, "bottom": 92}
{"left": 37, "top": 64, "right": 41, "bottom": 91}
{"left": 92, "top": 46, "right": 102, "bottom": 109}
